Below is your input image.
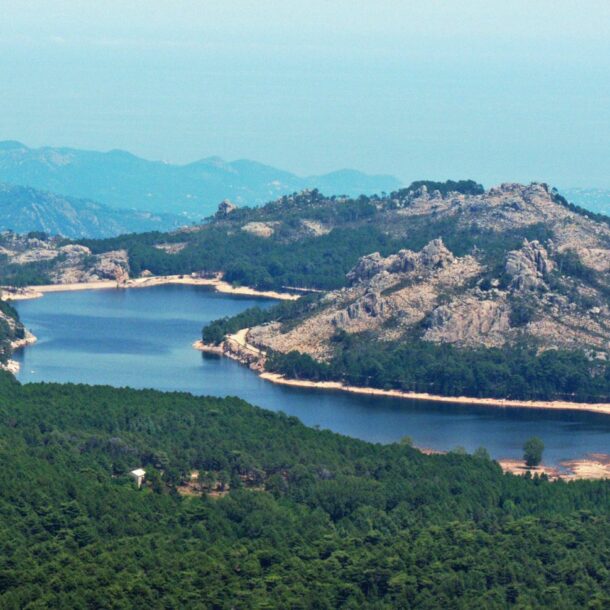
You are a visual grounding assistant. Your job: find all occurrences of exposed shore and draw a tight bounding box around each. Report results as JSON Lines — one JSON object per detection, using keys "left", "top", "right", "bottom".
{"left": 257, "top": 372, "right": 610, "bottom": 416}
{"left": 194, "top": 330, "right": 610, "bottom": 417}
{"left": 417, "top": 447, "right": 610, "bottom": 481}
{"left": 2, "top": 274, "right": 300, "bottom": 302}
{"left": 498, "top": 456, "right": 610, "bottom": 481}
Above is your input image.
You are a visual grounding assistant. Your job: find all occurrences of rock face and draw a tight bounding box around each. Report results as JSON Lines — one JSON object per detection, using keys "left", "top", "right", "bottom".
{"left": 49, "top": 248, "right": 130, "bottom": 284}
{"left": 241, "top": 222, "right": 277, "bottom": 238}
{"left": 249, "top": 239, "right": 486, "bottom": 358}
{"left": 423, "top": 298, "right": 512, "bottom": 346}
{"left": 249, "top": 232, "right": 610, "bottom": 359}
{"left": 505, "top": 240, "right": 553, "bottom": 290}
{"left": 347, "top": 239, "right": 454, "bottom": 285}
{"left": 0, "top": 232, "right": 131, "bottom": 285}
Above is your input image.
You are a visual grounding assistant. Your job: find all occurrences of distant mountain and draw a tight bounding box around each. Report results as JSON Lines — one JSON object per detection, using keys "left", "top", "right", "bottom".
{"left": 560, "top": 187, "right": 610, "bottom": 215}
{"left": 0, "top": 141, "right": 402, "bottom": 217}
{"left": 0, "top": 183, "right": 187, "bottom": 238}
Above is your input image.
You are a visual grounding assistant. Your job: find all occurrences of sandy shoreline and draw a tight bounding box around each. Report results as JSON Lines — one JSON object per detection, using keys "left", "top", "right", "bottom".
{"left": 2, "top": 274, "right": 300, "bottom": 301}
{"left": 194, "top": 333, "right": 610, "bottom": 417}
{"left": 417, "top": 446, "right": 610, "bottom": 480}
{"left": 258, "top": 372, "right": 610, "bottom": 415}
{"left": 497, "top": 456, "right": 610, "bottom": 481}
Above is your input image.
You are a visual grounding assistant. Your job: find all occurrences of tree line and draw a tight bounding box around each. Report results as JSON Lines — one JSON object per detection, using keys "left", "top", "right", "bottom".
{"left": 265, "top": 331, "right": 610, "bottom": 403}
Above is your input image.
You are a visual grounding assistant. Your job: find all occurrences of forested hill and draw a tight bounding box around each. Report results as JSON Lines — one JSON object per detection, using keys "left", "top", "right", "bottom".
{"left": 196, "top": 181, "right": 610, "bottom": 403}
{"left": 0, "top": 377, "right": 608, "bottom": 607}
{"left": 1, "top": 179, "right": 603, "bottom": 288}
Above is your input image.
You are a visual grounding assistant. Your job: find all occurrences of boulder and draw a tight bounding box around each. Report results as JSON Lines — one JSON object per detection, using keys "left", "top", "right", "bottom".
{"left": 505, "top": 240, "right": 553, "bottom": 291}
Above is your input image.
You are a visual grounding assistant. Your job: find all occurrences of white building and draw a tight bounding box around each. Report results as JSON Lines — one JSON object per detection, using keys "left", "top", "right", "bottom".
{"left": 130, "top": 468, "right": 146, "bottom": 488}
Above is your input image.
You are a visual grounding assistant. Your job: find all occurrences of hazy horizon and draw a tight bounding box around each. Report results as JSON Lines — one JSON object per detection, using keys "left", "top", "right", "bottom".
{"left": 2, "top": 1, "right": 610, "bottom": 187}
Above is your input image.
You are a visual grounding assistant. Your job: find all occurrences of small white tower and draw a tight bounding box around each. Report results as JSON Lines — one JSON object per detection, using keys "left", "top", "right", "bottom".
{"left": 130, "top": 468, "right": 146, "bottom": 489}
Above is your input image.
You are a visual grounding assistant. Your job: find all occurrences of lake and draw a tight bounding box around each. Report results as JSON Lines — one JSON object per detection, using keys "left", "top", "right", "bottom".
{"left": 13, "top": 284, "right": 610, "bottom": 464}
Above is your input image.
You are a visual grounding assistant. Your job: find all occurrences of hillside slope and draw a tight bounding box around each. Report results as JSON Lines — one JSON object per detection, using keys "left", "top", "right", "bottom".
{"left": 0, "top": 183, "right": 186, "bottom": 238}
{"left": 563, "top": 187, "right": 610, "bottom": 215}
{"left": 0, "top": 379, "right": 608, "bottom": 607}
{"left": 0, "top": 141, "right": 401, "bottom": 216}
{"left": 196, "top": 182, "right": 610, "bottom": 402}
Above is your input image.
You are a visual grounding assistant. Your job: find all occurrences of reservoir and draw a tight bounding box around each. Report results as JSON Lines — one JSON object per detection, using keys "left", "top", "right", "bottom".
{"left": 13, "top": 285, "right": 610, "bottom": 465}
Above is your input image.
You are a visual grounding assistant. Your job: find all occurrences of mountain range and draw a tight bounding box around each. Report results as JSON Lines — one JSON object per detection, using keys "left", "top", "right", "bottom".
{"left": 0, "top": 183, "right": 187, "bottom": 239}
{"left": 0, "top": 140, "right": 401, "bottom": 218}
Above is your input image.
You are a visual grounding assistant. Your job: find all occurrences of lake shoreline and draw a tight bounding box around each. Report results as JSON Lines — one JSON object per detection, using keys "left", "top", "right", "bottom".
{"left": 416, "top": 446, "right": 610, "bottom": 481}
{"left": 2, "top": 274, "right": 300, "bottom": 302}
{"left": 258, "top": 372, "right": 610, "bottom": 416}
{"left": 10, "top": 286, "right": 610, "bottom": 476}
{"left": 193, "top": 336, "right": 610, "bottom": 417}
{"left": 194, "top": 338, "right": 610, "bottom": 479}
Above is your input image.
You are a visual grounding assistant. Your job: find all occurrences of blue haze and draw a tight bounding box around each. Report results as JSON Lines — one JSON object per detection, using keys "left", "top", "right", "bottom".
{"left": 1, "top": 2, "right": 610, "bottom": 187}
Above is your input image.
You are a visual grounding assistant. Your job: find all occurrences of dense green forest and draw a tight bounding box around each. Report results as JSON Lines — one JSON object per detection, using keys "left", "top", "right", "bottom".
{"left": 70, "top": 217, "right": 555, "bottom": 294}
{"left": 0, "top": 253, "right": 64, "bottom": 287}
{"left": 0, "top": 375, "right": 609, "bottom": 608}
{"left": 265, "top": 332, "right": 610, "bottom": 402}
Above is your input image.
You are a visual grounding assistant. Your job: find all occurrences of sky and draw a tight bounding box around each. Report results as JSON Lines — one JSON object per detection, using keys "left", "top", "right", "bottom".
{"left": 1, "top": 1, "right": 609, "bottom": 187}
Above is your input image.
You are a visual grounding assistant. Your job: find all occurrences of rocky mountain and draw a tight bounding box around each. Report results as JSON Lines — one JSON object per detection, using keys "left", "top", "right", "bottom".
{"left": 0, "top": 141, "right": 401, "bottom": 217}
{"left": 246, "top": 183, "right": 610, "bottom": 360}
{"left": 250, "top": 235, "right": 610, "bottom": 359}
{"left": 0, "top": 232, "right": 130, "bottom": 285}
{"left": 0, "top": 183, "right": 186, "bottom": 238}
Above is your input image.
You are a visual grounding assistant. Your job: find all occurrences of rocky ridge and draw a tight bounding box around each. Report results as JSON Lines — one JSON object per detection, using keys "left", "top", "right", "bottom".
{"left": 0, "top": 233, "right": 130, "bottom": 284}
{"left": 248, "top": 206, "right": 610, "bottom": 359}
{"left": 249, "top": 230, "right": 610, "bottom": 360}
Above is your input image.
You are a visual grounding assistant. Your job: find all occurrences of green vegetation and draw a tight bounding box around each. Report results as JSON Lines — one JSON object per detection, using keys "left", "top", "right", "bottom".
{"left": 74, "top": 218, "right": 550, "bottom": 295}
{"left": 524, "top": 438, "right": 545, "bottom": 468}
{"left": 0, "top": 254, "right": 56, "bottom": 286}
{"left": 551, "top": 189, "right": 610, "bottom": 229}
{"left": 0, "top": 377, "right": 608, "bottom": 607}
{"left": 4, "top": 181, "right": 607, "bottom": 297}
{"left": 79, "top": 224, "right": 405, "bottom": 291}
{"left": 66, "top": 181, "right": 500, "bottom": 293}
{"left": 265, "top": 332, "right": 610, "bottom": 402}
{"left": 395, "top": 179, "right": 484, "bottom": 197}
{"left": 0, "top": 299, "right": 24, "bottom": 362}
{"left": 201, "top": 296, "right": 320, "bottom": 345}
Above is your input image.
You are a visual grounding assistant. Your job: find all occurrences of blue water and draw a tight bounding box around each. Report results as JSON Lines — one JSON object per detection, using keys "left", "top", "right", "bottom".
{"left": 13, "top": 285, "right": 610, "bottom": 464}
